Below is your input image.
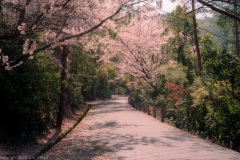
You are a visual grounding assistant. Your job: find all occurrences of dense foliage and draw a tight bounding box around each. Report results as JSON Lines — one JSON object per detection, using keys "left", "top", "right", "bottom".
{"left": 0, "top": 0, "right": 128, "bottom": 140}
{"left": 0, "top": 52, "right": 60, "bottom": 140}
{"left": 0, "top": 44, "right": 116, "bottom": 140}
{"left": 128, "top": 6, "right": 240, "bottom": 152}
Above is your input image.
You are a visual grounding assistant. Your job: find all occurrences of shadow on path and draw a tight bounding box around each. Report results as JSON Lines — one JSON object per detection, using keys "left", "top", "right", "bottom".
{"left": 43, "top": 95, "right": 240, "bottom": 160}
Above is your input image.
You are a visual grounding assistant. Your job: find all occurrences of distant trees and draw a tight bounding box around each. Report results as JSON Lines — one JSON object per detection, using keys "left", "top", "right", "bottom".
{"left": 171, "top": 0, "right": 240, "bottom": 62}
{"left": 197, "top": 0, "right": 240, "bottom": 23}
{"left": 196, "top": 0, "right": 240, "bottom": 57}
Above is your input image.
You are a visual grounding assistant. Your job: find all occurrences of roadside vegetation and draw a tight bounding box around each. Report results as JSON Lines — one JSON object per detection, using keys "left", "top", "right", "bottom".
{"left": 0, "top": 0, "right": 239, "bottom": 152}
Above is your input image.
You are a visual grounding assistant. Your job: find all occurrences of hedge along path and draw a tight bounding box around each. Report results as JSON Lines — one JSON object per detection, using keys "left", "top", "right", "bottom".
{"left": 32, "top": 103, "right": 92, "bottom": 159}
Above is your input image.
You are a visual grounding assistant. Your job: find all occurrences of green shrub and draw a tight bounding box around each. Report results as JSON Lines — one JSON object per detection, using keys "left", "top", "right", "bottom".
{"left": 0, "top": 53, "right": 60, "bottom": 140}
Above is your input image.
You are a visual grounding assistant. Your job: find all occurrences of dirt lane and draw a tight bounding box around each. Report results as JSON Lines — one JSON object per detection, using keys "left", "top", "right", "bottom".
{"left": 43, "top": 95, "right": 240, "bottom": 160}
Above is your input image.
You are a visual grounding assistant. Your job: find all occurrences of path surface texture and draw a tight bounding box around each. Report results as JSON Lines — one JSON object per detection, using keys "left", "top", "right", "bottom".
{"left": 43, "top": 95, "right": 240, "bottom": 160}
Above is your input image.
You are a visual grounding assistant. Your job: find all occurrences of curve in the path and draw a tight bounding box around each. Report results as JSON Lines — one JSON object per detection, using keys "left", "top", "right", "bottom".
{"left": 43, "top": 95, "right": 240, "bottom": 160}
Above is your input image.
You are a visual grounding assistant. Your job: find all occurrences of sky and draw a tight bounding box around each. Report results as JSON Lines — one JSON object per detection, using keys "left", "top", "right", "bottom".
{"left": 159, "top": 0, "right": 213, "bottom": 19}
{"left": 161, "top": 0, "right": 180, "bottom": 13}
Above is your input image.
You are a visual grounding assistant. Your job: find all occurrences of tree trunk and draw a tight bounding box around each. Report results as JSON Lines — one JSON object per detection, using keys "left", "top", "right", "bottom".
{"left": 57, "top": 45, "right": 70, "bottom": 129}
{"left": 0, "top": 1, "right": 2, "bottom": 17}
{"left": 234, "top": 21, "right": 239, "bottom": 58}
{"left": 192, "top": 0, "right": 203, "bottom": 72}
{"left": 234, "top": 0, "right": 239, "bottom": 58}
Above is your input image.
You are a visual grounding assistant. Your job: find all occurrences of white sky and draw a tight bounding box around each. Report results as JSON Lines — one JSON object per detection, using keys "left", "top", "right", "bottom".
{"left": 159, "top": 0, "right": 212, "bottom": 19}
{"left": 161, "top": 0, "right": 180, "bottom": 13}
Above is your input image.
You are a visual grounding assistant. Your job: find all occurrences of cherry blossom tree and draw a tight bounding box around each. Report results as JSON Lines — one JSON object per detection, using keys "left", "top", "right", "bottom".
{"left": 1, "top": 0, "right": 169, "bottom": 129}
{"left": 112, "top": 14, "right": 172, "bottom": 89}
{"left": 81, "top": 9, "right": 174, "bottom": 87}
{"left": 0, "top": 0, "right": 163, "bottom": 70}
{"left": 0, "top": 0, "right": 164, "bottom": 129}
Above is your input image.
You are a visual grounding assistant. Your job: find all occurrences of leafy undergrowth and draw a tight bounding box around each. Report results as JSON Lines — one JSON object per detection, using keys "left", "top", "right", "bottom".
{"left": 0, "top": 104, "right": 89, "bottom": 157}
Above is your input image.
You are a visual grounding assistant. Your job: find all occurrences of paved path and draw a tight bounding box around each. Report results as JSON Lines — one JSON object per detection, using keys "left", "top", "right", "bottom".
{"left": 43, "top": 95, "right": 240, "bottom": 160}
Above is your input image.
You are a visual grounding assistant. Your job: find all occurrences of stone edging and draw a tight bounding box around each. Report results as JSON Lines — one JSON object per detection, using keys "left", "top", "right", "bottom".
{"left": 32, "top": 104, "right": 92, "bottom": 159}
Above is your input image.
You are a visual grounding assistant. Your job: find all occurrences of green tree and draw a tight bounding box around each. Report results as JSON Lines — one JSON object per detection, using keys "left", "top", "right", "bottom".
{"left": 0, "top": 51, "right": 60, "bottom": 140}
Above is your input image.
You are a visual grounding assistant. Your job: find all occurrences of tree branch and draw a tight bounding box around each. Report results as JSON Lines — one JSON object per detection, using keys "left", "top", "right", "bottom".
{"left": 55, "top": 0, "right": 72, "bottom": 7}
{"left": 211, "top": 0, "right": 240, "bottom": 7}
{"left": 0, "top": 4, "right": 125, "bottom": 70}
{"left": 17, "top": 0, "right": 32, "bottom": 27}
{"left": 197, "top": 0, "right": 240, "bottom": 23}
